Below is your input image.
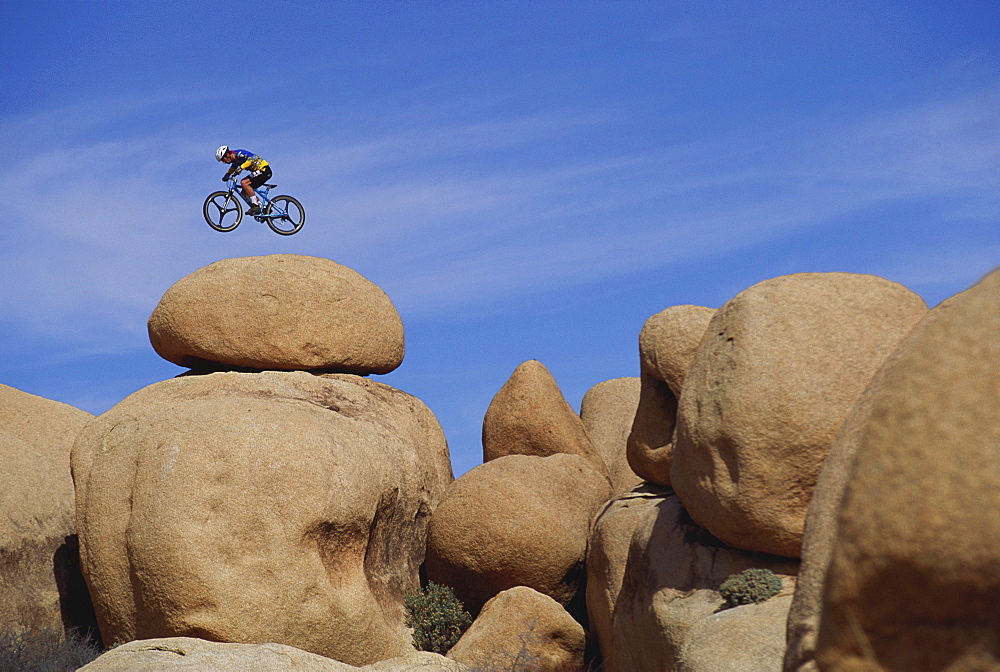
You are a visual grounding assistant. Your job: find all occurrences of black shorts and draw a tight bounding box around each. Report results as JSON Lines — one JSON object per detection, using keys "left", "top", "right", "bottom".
{"left": 247, "top": 165, "right": 272, "bottom": 189}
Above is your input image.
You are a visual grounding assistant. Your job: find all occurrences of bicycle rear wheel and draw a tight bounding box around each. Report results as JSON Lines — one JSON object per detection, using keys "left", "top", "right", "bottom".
{"left": 265, "top": 196, "right": 305, "bottom": 235}
{"left": 203, "top": 191, "right": 243, "bottom": 232}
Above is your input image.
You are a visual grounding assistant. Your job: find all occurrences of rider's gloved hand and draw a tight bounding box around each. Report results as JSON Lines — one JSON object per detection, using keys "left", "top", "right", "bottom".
{"left": 222, "top": 175, "right": 229, "bottom": 182}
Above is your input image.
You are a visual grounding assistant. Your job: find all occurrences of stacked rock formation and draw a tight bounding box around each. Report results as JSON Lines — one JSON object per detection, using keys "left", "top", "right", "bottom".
{"left": 9, "top": 254, "right": 997, "bottom": 672}
{"left": 72, "top": 255, "right": 453, "bottom": 666}
{"left": 588, "top": 272, "right": 936, "bottom": 672}
{"left": 427, "top": 361, "right": 615, "bottom": 618}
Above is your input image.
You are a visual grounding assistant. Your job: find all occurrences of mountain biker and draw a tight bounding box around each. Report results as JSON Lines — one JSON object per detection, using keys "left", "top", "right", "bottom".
{"left": 216, "top": 145, "right": 272, "bottom": 216}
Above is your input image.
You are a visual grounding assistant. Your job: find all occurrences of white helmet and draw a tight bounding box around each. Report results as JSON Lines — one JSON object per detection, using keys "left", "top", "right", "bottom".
{"left": 215, "top": 145, "right": 229, "bottom": 161}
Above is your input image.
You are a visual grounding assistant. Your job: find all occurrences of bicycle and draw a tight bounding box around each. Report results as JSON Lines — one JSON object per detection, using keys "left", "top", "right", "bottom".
{"left": 203, "top": 177, "right": 305, "bottom": 235}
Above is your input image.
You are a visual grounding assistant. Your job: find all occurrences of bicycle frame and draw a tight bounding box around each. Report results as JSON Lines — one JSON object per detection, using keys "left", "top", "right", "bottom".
{"left": 224, "top": 179, "right": 279, "bottom": 219}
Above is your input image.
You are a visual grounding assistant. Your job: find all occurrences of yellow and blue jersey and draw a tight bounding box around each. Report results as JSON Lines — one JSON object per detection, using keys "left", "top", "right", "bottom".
{"left": 232, "top": 149, "right": 269, "bottom": 173}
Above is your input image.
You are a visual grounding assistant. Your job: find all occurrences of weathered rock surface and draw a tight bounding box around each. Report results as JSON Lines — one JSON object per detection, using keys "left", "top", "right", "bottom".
{"left": 425, "top": 453, "right": 611, "bottom": 614}
{"left": 816, "top": 268, "right": 1000, "bottom": 671}
{"left": 626, "top": 306, "right": 714, "bottom": 486}
{"left": 586, "top": 484, "right": 669, "bottom": 670}
{"left": 482, "top": 361, "right": 604, "bottom": 476}
{"left": 78, "top": 637, "right": 468, "bottom": 671}
{"left": 0, "top": 384, "right": 94, "bottom": 635}
{"left": 147, "top": 255, "right": 404, "bottom": 374}
{"left": 579, "top": 378, "right": 642, "bottom": 495}
{"left": 72, "top": 371, "right": 452, "bottom": 665}
{"left": 626, "top": 374, "right": 676, "bottom": 485}
{"left": 672, "top": 273, "right": 927, "bottom": 557}
{"left": 638, "top": 305, "right": 715, "bottom": 398}
{"left": 611, "top": 491, "right": 798, "bottom": 672}
{"left": 447, "top": 586, "right": 585, "bottom": 671}
{"left": 783, "top": 337, "right": 911, "bottom": 672}
{"left": 677, "top": 594, "right": 794, "bottom": 672}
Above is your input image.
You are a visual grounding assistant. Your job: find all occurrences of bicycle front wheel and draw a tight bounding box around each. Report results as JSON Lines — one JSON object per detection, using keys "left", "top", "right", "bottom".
{"left": 265, "top": 196, "right": 305, "bottom": 235}
{"left": 203, "top": 191, "right": 243, "bottom": 232}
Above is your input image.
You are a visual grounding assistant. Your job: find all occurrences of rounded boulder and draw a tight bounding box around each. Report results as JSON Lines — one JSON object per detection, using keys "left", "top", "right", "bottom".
{"left": 671, "top": 273, "right": 927, "bottom": 557}
{"left": 627, "top": 306, "right": 715, "bottom": 486}
{"left": 147, "top": 255, "right": 404, "bottom": 374}
{"left": 447, "top": 586, "right": 585, "bottom": 672}
{"left": 580, "top": 378, "right": 643, "bottom": 495}
{"left": 817, "top": 268, "right": 1000, "bottom": 671}
{"left": 425, "top": 453, "right": 612, "bottom": 614}
{"left": 0, "top": 384, "right": 94, "bottom": 636}
{"left": 71, "top": 371, "right": 452, "bottom": 665}
{"left": 482, "top": 361, "right": 607, "bottom": 476}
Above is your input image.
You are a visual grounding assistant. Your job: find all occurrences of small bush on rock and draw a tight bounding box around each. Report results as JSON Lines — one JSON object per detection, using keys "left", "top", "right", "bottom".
{"left": 719, "top": 568, "right": 783, "bottom": 608}
{"left": 404, "top": 582, "right": 473, "bottom": 655}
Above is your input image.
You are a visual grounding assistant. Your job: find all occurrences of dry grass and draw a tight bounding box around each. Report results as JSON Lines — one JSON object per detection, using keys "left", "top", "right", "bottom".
{"left": 0, "top": 628, "right": 102, "bottom": 672}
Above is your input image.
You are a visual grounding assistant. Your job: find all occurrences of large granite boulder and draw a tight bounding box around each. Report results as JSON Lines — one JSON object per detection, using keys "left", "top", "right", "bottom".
{"left": 816, "top": 268, "right": 1000, "bottom": 671}
{"left": 147, "top": 255, "right": 404, "bottom": 374}
{"left": 627, "top": 306, "right": 714, "bottom": 486}
{"left": 579, "top": 377, "right": 643, "bottom": 495}
{"left": 611, "top": 492, "right": 798, "bottom": 672}
{"left": 425, "top": 453, "right": 611, "bottom": 614}
{"left": 447, "top": 586, "right": 585, "bottom": 672}
{"left": 0, "top": 384, "right": 94, "bottom": 636}
{"left": 482, "top": 361, "right": 605, "bottom": 476}
{"left": 78, "top": 637, "right": 468, "bottom": 671}
{"left": 783, "top": 339, "right": 909, "bottom": 671}
{"left": 672, "top": 273, "right": 927, "bottom": 557}
{"left": 586, "top": 484, "right": 669, "bottom": 671}
{"left": 71, "top": 371, "right": 452, "bottom": 665}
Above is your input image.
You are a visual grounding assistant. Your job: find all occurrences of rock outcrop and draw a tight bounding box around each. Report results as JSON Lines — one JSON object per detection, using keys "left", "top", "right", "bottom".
{"left": 611, "top": 491, "right": 798, "bottom": 672}
{"left": 626, "top": 306, "right": 714, "bottom": 485}
{"left": 447, "top": 586, "right": 585, "bottom": 671}
{"left": 586, "top": 484, "right": 668, "bottom": 670}
{"left": 637, "top": 305, "right": 715, "bottom": 398}
{"left": 672, "top": 273, "right": 927, "bottom": 557}
{"left": 425, "top": 453, "right": 611, "bottom": 615}
{"left": 78, "top": 637, "right": 468, "bottom": 671}
{"left": 72, "top": 371, "right": 452, "bottom": 665}
{"left": 147, "top": 255, "right": 404, "bottom": 374}
{"left": 675, "top": 593, "right": 794, "bottom": 672}
{"left": 579, "top": 377, "right": 642, "bottom": 495}
{"left": 482, "top": 361, "right": 604, "bottom": 476}
{"left": 9, "top": 246, "right": 992, "bottom": 671}
{"left": 816, "top": 268, "right": 1000, "bottom": 671}
{"left": 0, "top": 384, "right": 95, "bottom": 636}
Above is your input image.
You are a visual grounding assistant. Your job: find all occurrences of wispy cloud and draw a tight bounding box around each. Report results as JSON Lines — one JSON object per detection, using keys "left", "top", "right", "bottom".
{"left": 2, "top": 80, "right": 997, "bottom": 356}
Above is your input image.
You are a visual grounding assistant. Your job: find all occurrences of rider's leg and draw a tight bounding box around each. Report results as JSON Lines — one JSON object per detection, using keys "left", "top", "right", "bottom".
{"left": 247, "top": 167, "right": 272, "bottom": 213}
{"left": 240, "top": 177, "right": 258, "bottom": 205}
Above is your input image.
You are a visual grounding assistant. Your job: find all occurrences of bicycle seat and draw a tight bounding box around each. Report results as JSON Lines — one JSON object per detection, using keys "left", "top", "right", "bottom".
{"left": 264, "top": 183, "right": 277, "bottom": 188}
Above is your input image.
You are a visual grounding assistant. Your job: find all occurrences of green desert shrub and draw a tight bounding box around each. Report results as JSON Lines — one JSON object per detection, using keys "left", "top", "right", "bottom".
{"left": 404, "top": 582, "right": 473, "bottom": 655}
{"left": 0, "top": 628, "right": 102, "bottom": 672}
{"left": 719, "top": 568, "right": 783, "bottom": 608}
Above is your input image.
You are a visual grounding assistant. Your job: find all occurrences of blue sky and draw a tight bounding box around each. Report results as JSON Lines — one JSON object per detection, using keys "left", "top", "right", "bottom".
{"left": 2, "top": 1, "right": 998, "bottom": 476}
